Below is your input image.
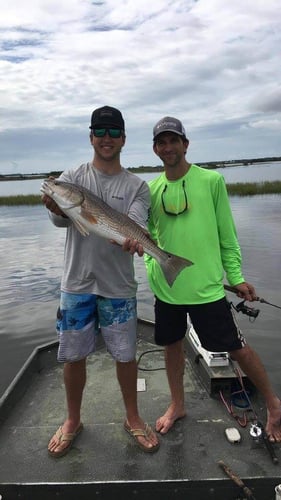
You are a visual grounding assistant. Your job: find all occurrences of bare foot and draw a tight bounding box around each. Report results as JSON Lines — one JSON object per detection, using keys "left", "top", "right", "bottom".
{"left": 48, "top": 420, "right": 82, "bottom": 457}
{"left": 125, "top": 418, "right": 160, "bottom": 452}
{"left": 265, "top": 400, "right": 281, "bottom": 442}
{"left": 156, "top": 405, "right": 186, "bottom": 434}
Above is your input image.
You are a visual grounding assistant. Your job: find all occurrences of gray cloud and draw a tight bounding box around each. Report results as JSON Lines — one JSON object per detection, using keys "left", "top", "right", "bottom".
{"left": 0, "top": 0, "right": 280, "bottom": 174}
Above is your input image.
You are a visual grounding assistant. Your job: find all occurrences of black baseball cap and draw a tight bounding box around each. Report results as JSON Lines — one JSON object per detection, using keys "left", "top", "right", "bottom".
{"left": 90, "top": 106, "right": 125, "bottom": 130}
{"left": 153, "top": 116, "right": 186, "bottom": 140}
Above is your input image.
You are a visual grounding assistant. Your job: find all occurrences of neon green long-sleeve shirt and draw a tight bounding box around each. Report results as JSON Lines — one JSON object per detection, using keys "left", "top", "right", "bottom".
{"left": 144, "top": 164, "right": 245, "bottom": 304}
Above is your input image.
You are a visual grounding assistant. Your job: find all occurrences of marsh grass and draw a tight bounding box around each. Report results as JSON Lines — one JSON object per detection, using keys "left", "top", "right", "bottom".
{"left": 227, "top": 180, "right": 281, "bottom": 196}
{"left": 0, "top": 181, "right": 281, "bottom": 206}
{"left": 0, "top": 194, "right": 42, "bottom": 206}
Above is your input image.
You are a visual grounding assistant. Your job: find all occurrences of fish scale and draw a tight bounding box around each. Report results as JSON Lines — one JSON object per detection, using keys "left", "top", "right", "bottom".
{"left": 41, "top": 178, "right": 193, "bottom": 287}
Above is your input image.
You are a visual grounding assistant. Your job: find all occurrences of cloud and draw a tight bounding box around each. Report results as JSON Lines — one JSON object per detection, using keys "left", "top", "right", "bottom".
{"left": 0, "top": 0, "right": 280, "bottom": 173}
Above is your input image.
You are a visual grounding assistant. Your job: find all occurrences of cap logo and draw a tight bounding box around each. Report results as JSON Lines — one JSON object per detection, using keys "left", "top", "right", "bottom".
{"left": 100, "top": 110, "right": 113, "bottom": 117}
{"left": 157, "top": 120, "right": 178, "bottom": 130}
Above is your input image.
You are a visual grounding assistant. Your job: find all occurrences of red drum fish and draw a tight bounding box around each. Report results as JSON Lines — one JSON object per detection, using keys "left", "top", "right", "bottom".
{"left": 41, "top": 179, "right": 193, "bottom": 287}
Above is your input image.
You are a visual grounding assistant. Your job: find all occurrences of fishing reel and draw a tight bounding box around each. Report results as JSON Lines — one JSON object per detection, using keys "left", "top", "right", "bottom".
{"left": 233, "top": 300, "right": 260, "bottom": 319}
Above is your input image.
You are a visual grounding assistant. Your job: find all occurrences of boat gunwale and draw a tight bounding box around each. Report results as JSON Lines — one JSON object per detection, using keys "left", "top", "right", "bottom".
{"left": 0, "top": 476, "right": 280, "bottom": 500}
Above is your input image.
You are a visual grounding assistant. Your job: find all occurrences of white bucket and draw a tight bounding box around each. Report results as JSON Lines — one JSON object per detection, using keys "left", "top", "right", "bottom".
{"left": 275, "top": 483, "right": 281, "bottom": 499}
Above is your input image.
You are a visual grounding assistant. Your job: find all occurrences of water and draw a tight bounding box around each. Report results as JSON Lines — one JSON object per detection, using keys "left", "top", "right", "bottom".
{"left": 0, "top": 166, "right": 281, "bottom": 399}
{"left": 0, "top": 162, "right": 281, "bottom": 196}
{"left": 0, "top": 178, "right": 44, "bottom": 196}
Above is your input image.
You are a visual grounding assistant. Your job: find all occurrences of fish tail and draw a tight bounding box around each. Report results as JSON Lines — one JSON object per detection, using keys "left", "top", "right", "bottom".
{"left": 160, "top": 253, "right": 193, "bottom": 287}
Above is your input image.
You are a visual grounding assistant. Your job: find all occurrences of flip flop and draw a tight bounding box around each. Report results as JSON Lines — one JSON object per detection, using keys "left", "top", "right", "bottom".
{"left": 124, "top": 420, "right": 160, "bottom": 453}
{"left": 48, "top": 423, "right": 83, "bottom": 458}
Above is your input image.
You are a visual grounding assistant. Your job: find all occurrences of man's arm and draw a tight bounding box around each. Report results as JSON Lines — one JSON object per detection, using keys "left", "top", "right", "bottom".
{"left": 214, "top": 176, "right": 244, "bottom": 285}
{"left": 214, "top": 177, "right": 257, "bottom": 300}
{"left": 122, "top": 180, "right": 150, "bottom": 257}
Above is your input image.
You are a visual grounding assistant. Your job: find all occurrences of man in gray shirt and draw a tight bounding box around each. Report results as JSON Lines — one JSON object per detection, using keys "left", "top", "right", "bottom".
{"left": 42, "top": 106, "right": 159, "bottom": 456}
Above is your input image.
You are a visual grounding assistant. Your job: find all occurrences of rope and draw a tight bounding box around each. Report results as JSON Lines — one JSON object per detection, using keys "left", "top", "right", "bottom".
{"left": 219, "top": 362, "right": 258, "bottom": 427}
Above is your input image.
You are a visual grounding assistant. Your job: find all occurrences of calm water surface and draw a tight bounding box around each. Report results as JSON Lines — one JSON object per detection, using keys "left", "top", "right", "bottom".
{"left": 0, "top": 166, "right": 281, "bottom": 398}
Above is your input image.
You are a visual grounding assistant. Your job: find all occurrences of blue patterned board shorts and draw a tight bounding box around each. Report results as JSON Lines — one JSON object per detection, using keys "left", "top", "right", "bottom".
{"left": 56, "top": 292, "right": 137, "bottom": 363}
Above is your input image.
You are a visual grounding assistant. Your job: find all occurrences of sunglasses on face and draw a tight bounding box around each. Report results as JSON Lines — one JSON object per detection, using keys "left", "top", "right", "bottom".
{"left": 92, "top": 128, "right": 123, "bottom": 138}
{"left": 161, "top": 180, "right": 188, "bottom": 216}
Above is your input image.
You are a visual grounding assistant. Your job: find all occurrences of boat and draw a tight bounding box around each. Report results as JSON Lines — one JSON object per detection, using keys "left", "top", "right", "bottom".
{"left": 0, "top": 318, "right": 280, "bottom": 500}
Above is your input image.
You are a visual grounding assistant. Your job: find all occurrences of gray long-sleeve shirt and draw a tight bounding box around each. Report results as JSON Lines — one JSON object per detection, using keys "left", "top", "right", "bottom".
{"left": 48, "top": 162, "right": 150, "bottom": 298}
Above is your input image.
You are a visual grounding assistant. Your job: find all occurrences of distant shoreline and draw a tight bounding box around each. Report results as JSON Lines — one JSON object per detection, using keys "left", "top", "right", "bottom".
{"left": 1, "top": 156, "right": 280, "bottom": 181}
{"left": 1, "top": 180, "right": 281, "bottom": 206}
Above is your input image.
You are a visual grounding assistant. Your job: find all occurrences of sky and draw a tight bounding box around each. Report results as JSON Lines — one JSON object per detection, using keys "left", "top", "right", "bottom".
{"left": 0, "top": 0, "right": 280, "bottom": 175}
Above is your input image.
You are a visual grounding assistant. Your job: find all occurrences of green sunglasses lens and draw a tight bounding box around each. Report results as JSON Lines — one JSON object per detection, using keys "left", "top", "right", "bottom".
{"left": 93, "top": 128, "right": 122, "bottom": 138}
{"left": 93, "top": 128, "right": 106, "bottom": 137}
{"left": 108, "top": 128, "right": 122, "bottom": 138}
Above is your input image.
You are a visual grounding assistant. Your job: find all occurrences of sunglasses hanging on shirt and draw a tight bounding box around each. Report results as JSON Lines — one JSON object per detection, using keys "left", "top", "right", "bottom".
{"left": 161, "top": 180, "right": 188, "bottom": 216}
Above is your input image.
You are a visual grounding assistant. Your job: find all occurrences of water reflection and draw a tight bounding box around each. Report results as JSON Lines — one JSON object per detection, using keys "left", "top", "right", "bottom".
{"left": 0, "top": 206, "right": 64, "bottom": 306}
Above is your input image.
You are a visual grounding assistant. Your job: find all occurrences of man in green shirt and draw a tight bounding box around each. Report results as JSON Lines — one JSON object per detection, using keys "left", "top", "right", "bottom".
{"left": 144, "top": 116, "right": 281, "bottom": 442}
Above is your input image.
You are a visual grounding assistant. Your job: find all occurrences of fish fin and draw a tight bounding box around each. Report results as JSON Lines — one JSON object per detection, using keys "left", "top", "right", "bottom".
{"left": 160, "top": 254, "right": 193, "bottom": 287}
{"left": 69, "top": 209, "right": 97, "bottom": 236}
{"left": 71, "top": 218, "right": 90, "bottom": 236}
{"left": 80, "top": 208, "right": 98, "bottom": 224}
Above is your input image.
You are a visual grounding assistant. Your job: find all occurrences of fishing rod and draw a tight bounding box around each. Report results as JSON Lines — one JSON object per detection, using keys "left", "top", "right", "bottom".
{"left": 224, "top": 284, "right": 281, "bottom": 310}
{"left": 218, "top": 461, "right": 257, "bottom": 499}
{"left": 222, "top": 284, "right": 280, "bottom": 465}
{"left": 249, "top": 422, "right": 279, "bottom": 465}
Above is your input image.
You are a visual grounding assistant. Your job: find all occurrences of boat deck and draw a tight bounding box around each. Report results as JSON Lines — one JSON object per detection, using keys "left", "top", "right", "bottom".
{"left": 0, "top": 319, "right": 280, "bottom": 500}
